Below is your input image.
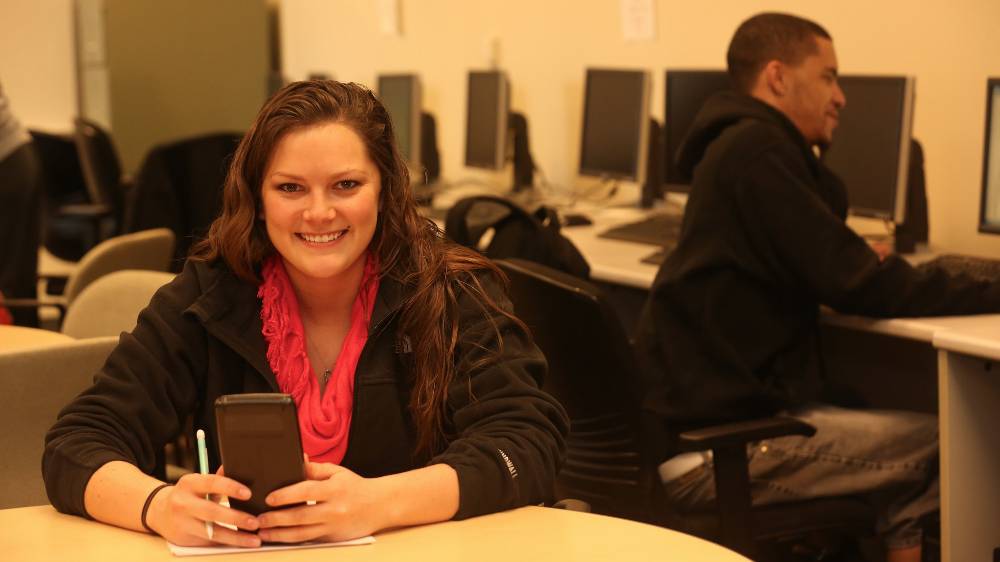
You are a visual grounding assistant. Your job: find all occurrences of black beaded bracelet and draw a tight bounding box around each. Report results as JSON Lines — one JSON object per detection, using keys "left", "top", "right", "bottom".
{"left": 141, "top": 483, "right": 172, "bottom": 534}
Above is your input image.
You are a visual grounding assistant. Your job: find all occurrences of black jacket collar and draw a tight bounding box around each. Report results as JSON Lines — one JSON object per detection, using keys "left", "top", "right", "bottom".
{"left": 183, "top": 259, "right": 407, "bottom": 388}
{"left": 678, "top": 91, "right": 819, "bottom": 179}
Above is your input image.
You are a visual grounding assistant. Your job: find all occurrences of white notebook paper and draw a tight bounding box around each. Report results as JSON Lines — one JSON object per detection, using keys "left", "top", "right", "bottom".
{"left": 167, "top": 535, "right": 374, "bottom": 557}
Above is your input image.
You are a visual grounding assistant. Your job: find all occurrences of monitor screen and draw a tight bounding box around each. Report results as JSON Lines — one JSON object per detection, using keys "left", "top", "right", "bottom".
{"left": 823, "top": 75, "right": 914, "bottom": 222}
{"left": 980, "top": 78, "right": 1000, "bottom": 233}
{"left": 578, "top": 68, "right": 650, "bottom": 182}
{"left": 663, "top": 70, "right": 732, "bottom": 190}
{"left": 377, "top": 74, "right": 422, "bottom": 165}
{"left": 465, "top": 71, "right": 508, "bottom": 170}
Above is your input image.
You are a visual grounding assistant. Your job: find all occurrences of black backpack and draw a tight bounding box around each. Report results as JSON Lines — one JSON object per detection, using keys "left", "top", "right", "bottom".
{"left": 444, "top": 195, "right": 590, "bottom": 279}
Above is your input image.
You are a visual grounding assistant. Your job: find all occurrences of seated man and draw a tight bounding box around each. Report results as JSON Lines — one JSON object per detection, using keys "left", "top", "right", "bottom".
{"left": 634, "top": 12, "right": 1000, "bottom": 562}
{"left": 0, "top": 81, "right": 40, "bottom": 327}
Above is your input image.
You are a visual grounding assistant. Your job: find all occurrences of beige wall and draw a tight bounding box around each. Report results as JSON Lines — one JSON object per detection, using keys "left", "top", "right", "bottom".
{"left": 0, "top": 0, "right": 77, "bottom": 132}
{"left": 3, "top": 1, "right": 1000, "bottom": 256}
{"left": 103, "top": 0, "right": 270, "bottom": 172}
{"left": 282, "top": 0, "right": 1000, "bottom": 257}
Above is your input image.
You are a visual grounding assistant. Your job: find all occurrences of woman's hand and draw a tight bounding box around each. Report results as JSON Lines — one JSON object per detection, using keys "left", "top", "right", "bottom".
{"left": 255, "top": 461, "right": 387, "bottom": 543}
{"left": 146, "top": 472, "right": 262, "bottom": 548}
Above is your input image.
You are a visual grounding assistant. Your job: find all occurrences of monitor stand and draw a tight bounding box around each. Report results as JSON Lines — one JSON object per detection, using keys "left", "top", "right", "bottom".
{"left": 894, "top": 139, "right": 928, "bottom": 254}
{"left": 640, "top": 118, "right": 664, "bottom": 209}
{"left": 410, "top": 112, "right": 441, "bottom": 207}
{"left": 420, "top": 112, "right": 441, "bottom": 185}
{"left": 508, "top": 112, "right": 534, "bottom": 193}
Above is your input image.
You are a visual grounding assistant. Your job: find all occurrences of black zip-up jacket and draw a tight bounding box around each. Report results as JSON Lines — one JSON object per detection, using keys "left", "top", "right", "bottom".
{"left": 43, "top": 258, "right": 568, "bottom": 520}
{"left": 635, "top": 91, "right": 1000, "bottom": 424}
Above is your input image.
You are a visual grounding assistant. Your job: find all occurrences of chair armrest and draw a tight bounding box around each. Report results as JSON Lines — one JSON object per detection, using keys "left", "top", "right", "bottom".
{"left": 57, "top": 203, "right": 112, "bottom": 218}
{"left": 2, "top": 298, "right": 67, "bottom": 317}
{"left": 673, "top": 416, "right": 815, "bottom": 557}
{"left": 550, "top": 498, "right": 591, "bottom": 512}
{"left": 677, "top": 416, "right": 816, "bottom": 452}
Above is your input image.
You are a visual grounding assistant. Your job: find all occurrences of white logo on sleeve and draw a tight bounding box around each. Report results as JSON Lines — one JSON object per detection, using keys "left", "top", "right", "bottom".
{"left": 498, "top": 448, "right": 519, "bottom": 479}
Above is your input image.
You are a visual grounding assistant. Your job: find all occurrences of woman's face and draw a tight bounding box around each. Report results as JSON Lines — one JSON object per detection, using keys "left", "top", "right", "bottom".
{"left": 260, "top": 121, "right": 381, "bottom": 290}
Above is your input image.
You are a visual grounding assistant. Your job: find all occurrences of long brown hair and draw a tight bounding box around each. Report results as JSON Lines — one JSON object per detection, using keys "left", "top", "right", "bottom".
{"left": 193, "top": 80, "right": 512, "bottom": 456}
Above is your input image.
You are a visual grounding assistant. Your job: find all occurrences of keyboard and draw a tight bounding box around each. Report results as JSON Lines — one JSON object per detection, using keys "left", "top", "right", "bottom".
{"left": 598, "top": 213, "right": 683, "bottom": 247}
{"left": 916, "top": 254, "right": 1000, "bottom": 282}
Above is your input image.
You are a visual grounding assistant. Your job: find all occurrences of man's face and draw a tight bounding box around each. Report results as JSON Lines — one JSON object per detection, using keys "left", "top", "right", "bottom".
{"left": 780, "top": 37, "right": 846, "bottom": 146}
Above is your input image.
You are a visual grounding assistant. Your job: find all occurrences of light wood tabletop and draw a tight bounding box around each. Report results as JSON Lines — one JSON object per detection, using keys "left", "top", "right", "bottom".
{"left": 0, "top": 325, "right": 74, "bottom": 352}
{"left": 0, "top": 504, "right": 750, "bottom": 561}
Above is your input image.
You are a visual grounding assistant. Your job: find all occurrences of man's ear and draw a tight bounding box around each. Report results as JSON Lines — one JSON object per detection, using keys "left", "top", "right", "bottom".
{"left": 762, "top": 60, "right": 788, "bottom": 97}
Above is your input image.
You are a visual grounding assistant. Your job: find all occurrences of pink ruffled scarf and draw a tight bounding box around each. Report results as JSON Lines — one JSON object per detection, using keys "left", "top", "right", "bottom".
{"left": 258, "top": 254, "right": 380, "bottom": 464}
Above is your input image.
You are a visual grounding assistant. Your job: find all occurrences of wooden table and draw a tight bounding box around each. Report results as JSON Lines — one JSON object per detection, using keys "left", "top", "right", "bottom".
{"left": 0, "top": 325, "right": 74, "bottom": 352}
{"left": 0, "top": 505, "right": 750, "bottom": 561}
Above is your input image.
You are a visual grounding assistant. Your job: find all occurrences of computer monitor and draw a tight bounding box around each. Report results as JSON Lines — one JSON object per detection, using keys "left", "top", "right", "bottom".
{"left": 662, "top": 70, "right": 732, "bottom": 191}
{"left": 578, "top": 68, "right": 651, "bottom": 184}
{"left": 377, "top": 74, "right": 422, "bottom": 167}
{"left": 979, "top": 78, "right": 1000, "bottom": 234}
{"left": 465, "top": 70, "right": 509, "bottom": 170}
{"left": 823, "top": 75, "right": 915, "bottom": 223}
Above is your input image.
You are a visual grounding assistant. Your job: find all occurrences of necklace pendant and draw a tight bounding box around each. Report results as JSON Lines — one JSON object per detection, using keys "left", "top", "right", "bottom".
{"left": 322, "top": 369, "right": 332, "bottom": 383}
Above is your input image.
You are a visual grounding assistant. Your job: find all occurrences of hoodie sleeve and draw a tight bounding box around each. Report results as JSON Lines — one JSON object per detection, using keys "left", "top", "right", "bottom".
{"left": 42, "top": 263, "right": 209, "bottom": 516}
{"left": 735, "top": 144, "right": 1000, "bottom": 317}
{"left": 430, "top": 273, "right": 569, "bottom": 519}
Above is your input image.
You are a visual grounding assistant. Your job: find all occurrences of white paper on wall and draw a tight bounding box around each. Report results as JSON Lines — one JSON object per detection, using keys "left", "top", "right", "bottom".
{"left": 376, "top": 0, "right": 401, "bottom": 36}
{"left": 620, "top": 0, "right": 656, "bottom": 41}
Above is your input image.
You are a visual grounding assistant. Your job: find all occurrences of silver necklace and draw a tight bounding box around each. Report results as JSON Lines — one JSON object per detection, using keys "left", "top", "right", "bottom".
{"left": 305, "top": 335, "right": 334, "bottom": 387}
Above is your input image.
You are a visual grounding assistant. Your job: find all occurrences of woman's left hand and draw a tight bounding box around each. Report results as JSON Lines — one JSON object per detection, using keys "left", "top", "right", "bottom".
{"left": 255, "top": 461, "right": 388, "bottom": 543}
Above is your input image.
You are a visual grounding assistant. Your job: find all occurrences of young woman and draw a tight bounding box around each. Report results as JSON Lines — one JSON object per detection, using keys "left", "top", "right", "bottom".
{"left": 43, "top": 80, "right": 568, "bottom": 548}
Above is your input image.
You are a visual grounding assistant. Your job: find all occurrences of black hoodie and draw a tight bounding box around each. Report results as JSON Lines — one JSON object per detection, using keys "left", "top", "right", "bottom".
{"left": 635, "top": 91, "right": 1000, "bottom": 424}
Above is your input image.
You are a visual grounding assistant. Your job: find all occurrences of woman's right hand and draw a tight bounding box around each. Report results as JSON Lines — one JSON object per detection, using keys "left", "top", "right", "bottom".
{"left": 146, "top": 473, "right": 262, "bottom": 547}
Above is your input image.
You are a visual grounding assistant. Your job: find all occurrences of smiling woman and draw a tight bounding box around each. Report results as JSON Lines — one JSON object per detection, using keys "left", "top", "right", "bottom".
{"left": 42, "top": 80, "right": 568, "bottom": 548}
{"left": 261, "top": 122, "right": 381, "bottom": 292}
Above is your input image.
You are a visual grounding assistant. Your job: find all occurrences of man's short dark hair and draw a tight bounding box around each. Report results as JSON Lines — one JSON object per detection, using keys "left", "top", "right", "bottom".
{"left": 727, "top": 13, "right": 832, "bottom": 93}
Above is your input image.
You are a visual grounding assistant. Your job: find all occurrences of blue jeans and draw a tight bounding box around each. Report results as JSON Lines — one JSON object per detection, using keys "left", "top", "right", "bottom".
{"left": 661, "top": 405, "right": 938, "bottom": 549}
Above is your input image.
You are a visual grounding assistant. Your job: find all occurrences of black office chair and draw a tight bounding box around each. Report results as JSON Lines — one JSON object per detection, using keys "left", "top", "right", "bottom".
{"left": 72, "top": 117, "right": 128, "bottom": 244}
{"left": 124, "top": 132, "right": 242, "bottom": 270}
{"left": 495, "top": 258, "right": 875, "bottom": 561}
{"left": 30, "top": 129, "right": 98, "bottom": 262}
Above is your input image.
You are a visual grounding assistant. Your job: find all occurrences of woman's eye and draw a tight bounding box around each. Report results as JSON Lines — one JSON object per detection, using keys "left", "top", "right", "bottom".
{"left": 277, "top": 183, "right": 301, "bottom": 193}
{"left": 335, "top": 180, "right": 360, "bottom": 190}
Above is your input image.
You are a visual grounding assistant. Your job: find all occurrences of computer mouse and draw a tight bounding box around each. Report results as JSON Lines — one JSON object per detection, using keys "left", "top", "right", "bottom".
{"left": 562, "top": 213, "right": 593, "bottom": 227}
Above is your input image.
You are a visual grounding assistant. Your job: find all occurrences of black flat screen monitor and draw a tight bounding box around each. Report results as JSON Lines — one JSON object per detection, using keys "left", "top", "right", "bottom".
{"left": 578, "top": 68, "right": 650, "bottom": 183}
{"left": 979, "top": 78, "right": 1000, "bottom": 234}
{"left": 663, "top": 70, "right": 732, "bottom": 191}
{"left": 823, "top": 75, "right": 914, "bottom": 223}
{"left": 377, "top": 74, "right": 422, "bottom": 167}
{"left": 465, "top": 70, "right": 509, "bottom": 170}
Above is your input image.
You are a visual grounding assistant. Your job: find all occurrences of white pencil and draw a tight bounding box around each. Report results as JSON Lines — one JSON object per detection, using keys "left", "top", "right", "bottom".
{"left": 196, "top": 429, "right": 214, "bottom": 541}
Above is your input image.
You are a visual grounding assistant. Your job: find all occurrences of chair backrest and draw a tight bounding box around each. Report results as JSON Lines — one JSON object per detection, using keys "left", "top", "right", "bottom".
{"left": 446, "top": 196, "right": 590, "bottom": 278}
{"left": 29, "top": 129, "right": 88, "bottom": 201}
{"left": 125, "top": 132, "right": 242, "bottom": 270}
{"left": 73, "top": 117, "right": 124, "bottom": 223}
{"left": 495, "top": 258, "right": 655, "bottom": 521}
{"left": 63, "top": 228, "right": 176, "bottom": 304}
{"left": 62, "top": 270, "right": 175, "bottom": 338}
{"left": 0, "top": 336, "right": 119, "bottom": 509}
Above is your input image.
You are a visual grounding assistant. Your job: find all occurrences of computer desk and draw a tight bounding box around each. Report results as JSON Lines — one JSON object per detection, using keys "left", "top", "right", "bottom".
{"left": 0, "top": 504, "right": 750, "bottom": 562}
{"left": 560, "top": 205, "right": 1000, "bottom": 562}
